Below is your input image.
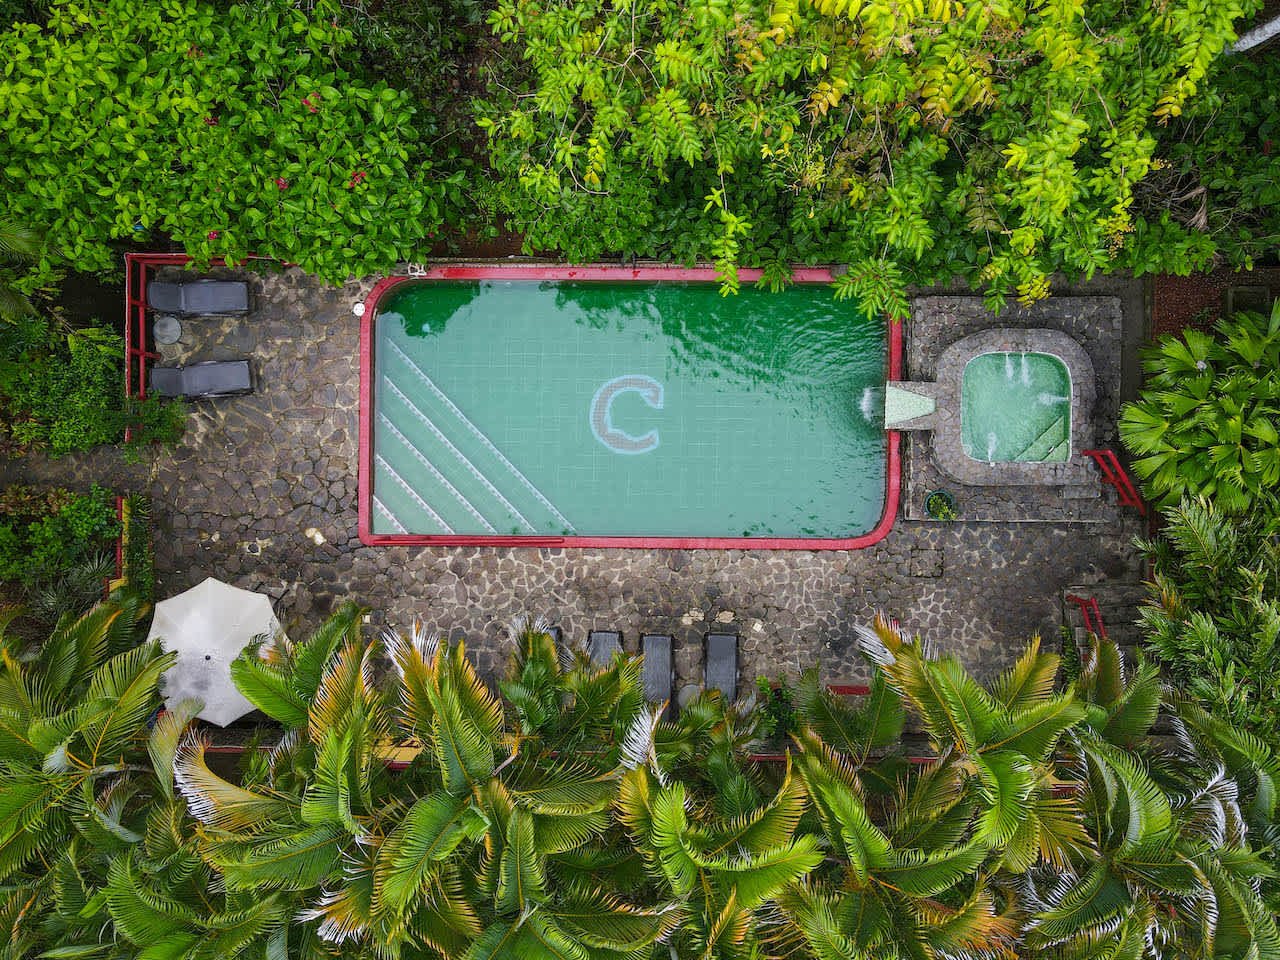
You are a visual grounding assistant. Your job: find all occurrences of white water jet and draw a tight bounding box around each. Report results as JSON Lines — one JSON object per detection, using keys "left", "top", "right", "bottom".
{"left": 987, "top": 431, "right": 998, "bottom": 463}
{"left": 1020, "top": 352, "right": 1031, "bottom": 386}
{"left": 1005, "top": 353, "right": 1015, "bottom": 380}
{"left": 860, "top": 386, "right": 876, "bottom": 422}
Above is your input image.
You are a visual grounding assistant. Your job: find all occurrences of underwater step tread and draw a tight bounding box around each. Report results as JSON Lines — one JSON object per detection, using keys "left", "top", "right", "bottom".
{"left": 1018, "top": 415, "right": 1069, "bottom": 462}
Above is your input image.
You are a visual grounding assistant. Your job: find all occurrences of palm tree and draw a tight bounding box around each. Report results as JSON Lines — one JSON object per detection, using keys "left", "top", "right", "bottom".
{"left": 773, "top": 619, "right": 1085, "bottom": 960}
{"left": 180, "top": 609, "right": 680, "bottom": 959}
{"left": 617, "top": 689, "right": 823, "bottom": 960}
{"left": 0, "top": 593, "right": 279, "bottom": 960}
{"left": 1025, "top": 633, "right": 1280, "bottom": 959}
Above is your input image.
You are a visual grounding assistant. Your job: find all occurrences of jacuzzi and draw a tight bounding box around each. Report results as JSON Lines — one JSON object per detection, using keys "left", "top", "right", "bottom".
{"left": 885, "top": 329, "right": 1095, "bottom": 486}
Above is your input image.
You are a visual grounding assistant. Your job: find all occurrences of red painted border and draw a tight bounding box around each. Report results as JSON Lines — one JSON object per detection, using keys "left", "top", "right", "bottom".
{"left": 358, "top": 264, "right": 902, "bottom": 550}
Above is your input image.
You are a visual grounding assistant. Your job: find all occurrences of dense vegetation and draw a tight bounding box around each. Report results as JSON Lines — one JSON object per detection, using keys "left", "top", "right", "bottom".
{"left": 0, "top": 484, "right": 118, "bottom": 624}
{"left": 478, "top": 0, "right": 1265, "bottom": 311}
{"left": 0, "top": 0, "right": 458, "bottom": 288}
{"left": 0, "top": 600, "right": 1276, "bottom": 960}
{"left": 1120, "top": 303, "right": 1280, "bottom": 514}
{"left": 1123, "top": 302, "right": 1280, "bottom": 765}
{"left": 0, "top": 0, "right": 1275, "bottom": 310}
{"left": 0, "top": 314, "right": 185, "bottom": 457}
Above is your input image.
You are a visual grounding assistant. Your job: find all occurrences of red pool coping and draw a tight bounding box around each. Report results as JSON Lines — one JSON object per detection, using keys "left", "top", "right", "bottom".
{"left": 358, "top": 265, "right": 901, "bottom": 550}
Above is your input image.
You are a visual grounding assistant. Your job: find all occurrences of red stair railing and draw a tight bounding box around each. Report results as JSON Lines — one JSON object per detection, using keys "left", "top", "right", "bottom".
{"left": 1081, "top": 449, "right": 1146, "bottom": 515}
{"left": 1065, "top": 593, "right": 1107, "bottom": 639}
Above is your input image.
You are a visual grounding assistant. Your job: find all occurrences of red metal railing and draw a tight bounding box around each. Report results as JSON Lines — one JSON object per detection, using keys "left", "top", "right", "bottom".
{"left": 1081, "top": 449, "right": 1146, "bottom": 516}
{"left": 1065, "top": 593, "right": 1107, "bottom": 639}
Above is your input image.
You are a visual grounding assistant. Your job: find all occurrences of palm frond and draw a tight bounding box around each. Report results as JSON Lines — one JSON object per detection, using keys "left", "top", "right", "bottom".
{"left": 173, "top": 733, "right": 293, "bottom": 831}
{"left": 148, "top": 699, "right": 200, "bottom": 799}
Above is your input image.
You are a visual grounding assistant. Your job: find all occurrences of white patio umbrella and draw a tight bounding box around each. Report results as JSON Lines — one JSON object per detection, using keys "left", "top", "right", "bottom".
{"left": 146, "top": 577, "right": 282, "bottom": 726}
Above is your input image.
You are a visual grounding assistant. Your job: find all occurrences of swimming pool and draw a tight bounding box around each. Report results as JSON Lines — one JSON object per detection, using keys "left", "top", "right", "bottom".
{"left": 358, "top": 266, "right": 900, "bottom": 549}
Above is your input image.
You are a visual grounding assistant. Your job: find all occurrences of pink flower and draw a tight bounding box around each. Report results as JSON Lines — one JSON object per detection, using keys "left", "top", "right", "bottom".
{"left": 204, "top": 116, "right": 218, "bottom": 126}
{"left": 275, "top": 177, "right": 289, "bottom": 190}
{"left": 207, "top": 230, "right": 220, "bottom": 240}
{"left": 302, "top": 94, "right": 319, "bottom": 114}
{"left": 347, "top": 170, "right": 368, "bottom": 188}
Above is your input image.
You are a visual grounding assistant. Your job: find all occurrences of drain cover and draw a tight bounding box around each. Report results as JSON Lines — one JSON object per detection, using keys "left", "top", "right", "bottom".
{"left": 153, "top": 315, "right": 182, "bottom": 345}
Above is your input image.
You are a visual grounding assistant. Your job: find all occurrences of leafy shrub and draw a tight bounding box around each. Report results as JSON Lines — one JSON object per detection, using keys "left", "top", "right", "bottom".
{"left": 1120, "top": 302, "right": 1280, "bottom": 513}
{"left": 121, "top": 492, "right": 155, "bottom": 603}
{"left": 1136, "top": 52, "right": 1280, "bottom": 272}
{"left": 754, "top": 674, "right": 798, "bottom": 740}
{"left": 1138, "top": 495, "right": 1280, "bottom": 740}
{"left": 0, "top": 317, "right": 185, "bottom": 456}
{"left": 0, "top": 484, "right": 120, "bottom": 625}
{"left": 479, "top": 0, "right": 1258, "bottom": 311}
{"left": 0, "top": 0, "right": 451, "bottom": 286}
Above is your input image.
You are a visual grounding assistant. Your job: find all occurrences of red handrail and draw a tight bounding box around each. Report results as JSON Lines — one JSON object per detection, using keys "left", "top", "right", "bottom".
{"left": 1065, "top": 593, "right": 1107, "bottom": 639}
{"left": 1081, "top": 449, "right": 1146, "bottom": 516}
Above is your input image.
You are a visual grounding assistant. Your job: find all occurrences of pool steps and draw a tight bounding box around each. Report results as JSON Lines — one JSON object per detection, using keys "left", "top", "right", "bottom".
{"left": 1017, "top": 414, "right": 1069, "bottom": 462}
{"left": 374, "top": 342, "right": 575, "bottom": 536}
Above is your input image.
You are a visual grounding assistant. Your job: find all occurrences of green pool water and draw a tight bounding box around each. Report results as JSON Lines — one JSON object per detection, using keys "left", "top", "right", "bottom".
{"left": 961, "top": 352, "right": 1071, "bottom": 463}
{"left": 370, "top": 280, "right": 887, "bottom": 539}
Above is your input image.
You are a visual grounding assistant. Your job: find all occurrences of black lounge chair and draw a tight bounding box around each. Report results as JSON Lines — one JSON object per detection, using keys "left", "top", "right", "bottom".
{"left": 587, "top": 630, "right": 623, "bottom": 666}
{"left": 704, "top": 632, "right": 738, "bottom": 702}
{"left": 148, "top": 279, "right": 250, "bottom": 316}
{"left": 149, "top": 360, "right": 253, "bottom": 399}
{"left": 641, "top": 634, "right": 674, "bottom": 718}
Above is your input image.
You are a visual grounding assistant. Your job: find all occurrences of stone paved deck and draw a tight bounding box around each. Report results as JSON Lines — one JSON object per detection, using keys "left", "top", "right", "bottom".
{"left": 6, "top": 266, "right": 1150, "bottom": 693}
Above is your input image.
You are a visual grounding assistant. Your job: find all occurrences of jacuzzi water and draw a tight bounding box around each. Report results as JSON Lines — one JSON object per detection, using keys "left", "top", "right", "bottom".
{"left": 961, "top": 352, "right": 1071, "bottom": 462}
{"left": 367, "top": 280, "right": 887, "bottom": 540}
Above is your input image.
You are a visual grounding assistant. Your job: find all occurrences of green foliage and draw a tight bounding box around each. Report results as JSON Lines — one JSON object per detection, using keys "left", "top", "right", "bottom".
{"left": 0, "top": 593, "right": 235, "bottom": 960}
{"left": 121, "top": 493, "right": 155, "bottom": 603}
{"left": 1138, "top": 494, "right": 1280, "bottom": 741}
{"left": 0, "top": 0, "right": 452, "bottom": 286}
{"left": 1, "top": 599, "right": 1276, "bottom": 959}
{"left": 479, "top": 0, "right": 1259, "bottom": 307}
{"left": 754, "top": 675, "right": 798, "bottom": 741}
{"left": 0, "top": 485, "right": 118, "bottom": 611}
{"left": 1134, "top": 52, "right": 1280, "bottom": 271}
{"left": 1120, "top": 302, "right": 1280, "bottom": 513}
{"left": 0, "top": 316, "right": 185, "bottom": 457}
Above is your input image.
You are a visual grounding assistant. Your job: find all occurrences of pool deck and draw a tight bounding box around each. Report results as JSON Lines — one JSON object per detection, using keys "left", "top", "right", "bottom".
{"left": 4, "top": 265, "right": 1150, "bottom": 690}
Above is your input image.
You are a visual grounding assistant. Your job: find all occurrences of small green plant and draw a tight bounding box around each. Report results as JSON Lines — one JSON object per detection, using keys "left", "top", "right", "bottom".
{"left": 754, "top": 674, "right": 798, "bottom": 741}
{"left": 924, "top": 489, "right": 959, "bottom": 521}
{"left": 122, "top": 395, "right": 187, "bottom": 462}
{"left": 1120, "top": 302, "right": 1280, "bottom": 513}
{"left": 122, "top": 493, "right": 155, "bottom": 602}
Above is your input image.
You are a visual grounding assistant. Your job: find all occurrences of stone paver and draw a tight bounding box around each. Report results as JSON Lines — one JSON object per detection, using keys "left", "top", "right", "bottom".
{"left": 5, "top": 265, "right": 1150, "bottom": 691}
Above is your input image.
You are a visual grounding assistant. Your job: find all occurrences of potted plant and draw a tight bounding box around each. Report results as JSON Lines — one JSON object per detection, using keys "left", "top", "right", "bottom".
{"left": 925, "top": 488, "right": 959, "bottom": 521}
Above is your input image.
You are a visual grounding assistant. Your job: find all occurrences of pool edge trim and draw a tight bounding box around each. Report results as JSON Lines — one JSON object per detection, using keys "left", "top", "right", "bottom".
{"left": 358, "top": 265, "right": 901, "bottom": 551}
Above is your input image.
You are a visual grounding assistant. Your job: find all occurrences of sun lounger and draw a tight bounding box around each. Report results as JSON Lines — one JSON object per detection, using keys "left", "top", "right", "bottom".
{"left": 704, "top": 632, "right": 738, "bottom": 702}
{"left": 148, "top": 360, "right": 253, "bottom": 399}
{"left": 587, "top": 630, "right": 623, "bottom": 667}
{"left": 641, "top": 634, "right": 674, "bottom": 717}
{"left": 148, "top": 279, "right": 250, "bottom": 316}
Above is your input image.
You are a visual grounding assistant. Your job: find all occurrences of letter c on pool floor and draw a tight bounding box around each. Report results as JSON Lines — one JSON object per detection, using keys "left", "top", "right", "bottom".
{"left": 590, "top": 375, "right": 664, "bottom": 454}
